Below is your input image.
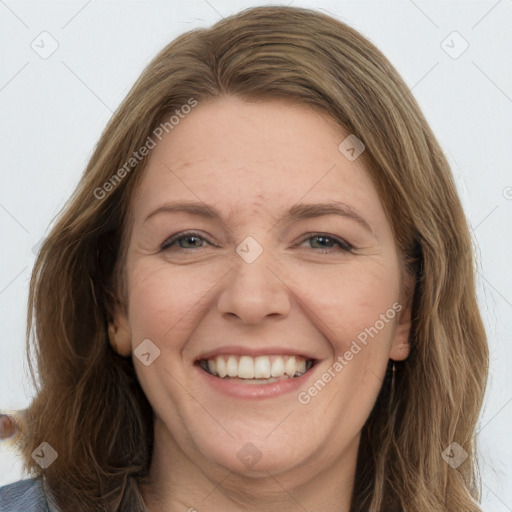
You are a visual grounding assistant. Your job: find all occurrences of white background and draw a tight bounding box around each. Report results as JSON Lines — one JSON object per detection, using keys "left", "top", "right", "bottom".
{"left": 0, "top": 1, "right": 511, "bottom": 510}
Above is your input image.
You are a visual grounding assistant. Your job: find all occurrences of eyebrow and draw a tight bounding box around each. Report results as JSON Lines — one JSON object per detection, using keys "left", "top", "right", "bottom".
{"left": 144, "top": 200, "right": 376, "bottom": 237}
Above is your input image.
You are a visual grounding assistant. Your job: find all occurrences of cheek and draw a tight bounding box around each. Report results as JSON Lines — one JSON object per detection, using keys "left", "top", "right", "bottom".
{"left": 310, "top": 259, "right": 399, "bottom": 384}
{"left": 123, "top": 260, "right": 215, "bottom": 421}
{"left": 287, "top": 257, "right": 401, "bottom": 349}
{"left": 289, "top": 256, "right": 401, "bottom": 412}
{"left": 125, "top": 259, "right": 220, "bottom": 343}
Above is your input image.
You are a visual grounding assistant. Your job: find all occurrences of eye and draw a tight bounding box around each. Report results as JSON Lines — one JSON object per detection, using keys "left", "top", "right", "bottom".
{"left": 298, "top": 233, "right": 353, "bottom": 253}
{"left": 161, "top": 231, "right": 212, "bottom": 251}
{"left": 160, "top": 231, "right": 352, "bottom": 253}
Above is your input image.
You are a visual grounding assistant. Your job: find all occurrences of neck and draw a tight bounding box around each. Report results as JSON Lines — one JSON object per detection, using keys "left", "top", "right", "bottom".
{"left": 139, "top": 419, "right": 357, "bottom": 512}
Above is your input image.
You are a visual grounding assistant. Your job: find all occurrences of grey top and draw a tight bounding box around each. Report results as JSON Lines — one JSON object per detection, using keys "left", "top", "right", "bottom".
{"left": 0, "top": 478, "right": 58, "bottom": 512}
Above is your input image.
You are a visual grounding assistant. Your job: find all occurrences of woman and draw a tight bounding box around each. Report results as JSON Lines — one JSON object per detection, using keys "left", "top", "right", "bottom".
{"left": 0, "top": 5, "right": 488, "bottom": 512}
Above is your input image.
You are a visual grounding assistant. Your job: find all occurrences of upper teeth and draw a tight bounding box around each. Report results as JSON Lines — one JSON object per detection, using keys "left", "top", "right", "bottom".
{"left": 200, "top": 355, "right": 310, "bottom": 379}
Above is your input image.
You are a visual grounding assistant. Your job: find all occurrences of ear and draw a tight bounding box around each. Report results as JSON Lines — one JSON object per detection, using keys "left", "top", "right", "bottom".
{"left": 108, "top": 308, "right": 132, "bottom": 357}
{"left": 389, "top": 271, "right": 415, "bottom": 362}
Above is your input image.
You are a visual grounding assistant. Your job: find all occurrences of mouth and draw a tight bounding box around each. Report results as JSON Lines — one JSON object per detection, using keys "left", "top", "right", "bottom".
{"left": 195, "top": 354, "right": 317, "bottom": 384}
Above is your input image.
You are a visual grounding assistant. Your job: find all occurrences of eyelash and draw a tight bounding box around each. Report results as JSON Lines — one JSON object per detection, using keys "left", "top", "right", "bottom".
{"left": 160, "top": 231, "right": 353, "bottom": 253}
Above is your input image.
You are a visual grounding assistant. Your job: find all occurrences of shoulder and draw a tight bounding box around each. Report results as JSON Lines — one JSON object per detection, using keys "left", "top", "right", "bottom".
{"left": 0, "top": 478, "right": 53, "bottom": 512}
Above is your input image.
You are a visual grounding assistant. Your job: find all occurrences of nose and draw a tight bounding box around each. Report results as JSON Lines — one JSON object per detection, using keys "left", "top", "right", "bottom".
{"left": 216, "top": 246, "right": 291, "bottom": 325}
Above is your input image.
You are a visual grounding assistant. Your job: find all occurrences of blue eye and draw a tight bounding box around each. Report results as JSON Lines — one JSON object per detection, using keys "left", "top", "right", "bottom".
{"left": 301, "top": 234, "right": 353, "bottom": 253}
{"left": 161, "top": 231, "right": 210, "bottom": 251}
{"left": 161, "top": 231, "right": 353, "bottom": 253}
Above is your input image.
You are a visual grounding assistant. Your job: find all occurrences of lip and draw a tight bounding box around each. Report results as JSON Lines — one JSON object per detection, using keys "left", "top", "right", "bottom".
{"left": 195, "top": 359, "right": 320, "bottom": 400}
{"left": 195, "top": 345, "right": 318, "bottom": 361}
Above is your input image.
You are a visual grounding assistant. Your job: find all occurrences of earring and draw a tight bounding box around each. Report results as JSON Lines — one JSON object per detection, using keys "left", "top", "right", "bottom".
{"left": 389, "top": 360, "right": 396, "bottom": 405}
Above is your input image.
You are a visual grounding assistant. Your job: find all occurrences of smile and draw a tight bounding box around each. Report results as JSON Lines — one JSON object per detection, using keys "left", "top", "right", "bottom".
{"left": 197, "top": 354, "right": 316, "bottom": 383}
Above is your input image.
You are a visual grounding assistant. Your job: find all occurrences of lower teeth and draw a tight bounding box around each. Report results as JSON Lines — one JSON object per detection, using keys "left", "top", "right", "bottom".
{"left": 207, "top": 371, "right": 306, "bottom": 381}
{"left": 229, "top": 377, "right": 282, "bottom": 384}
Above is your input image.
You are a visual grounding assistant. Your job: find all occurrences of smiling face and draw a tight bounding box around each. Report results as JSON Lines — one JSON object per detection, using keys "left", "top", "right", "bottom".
{"left": 111, "top": 96, "right": 412, "bottom": 486}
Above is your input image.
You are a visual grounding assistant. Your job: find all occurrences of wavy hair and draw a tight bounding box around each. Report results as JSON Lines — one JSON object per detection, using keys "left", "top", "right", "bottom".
{"left": 15, "top": 6, "right": 488, "bottom": 511}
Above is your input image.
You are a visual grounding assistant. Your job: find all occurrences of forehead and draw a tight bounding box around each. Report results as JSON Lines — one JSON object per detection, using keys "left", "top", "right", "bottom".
{"left": 132, "top": 96, "right": 386, "bottom": 230}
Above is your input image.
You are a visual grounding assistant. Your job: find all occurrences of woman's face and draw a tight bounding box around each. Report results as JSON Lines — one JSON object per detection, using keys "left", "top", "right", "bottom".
{"left": 113, "top": 96, "right": 412, "bottom": 481}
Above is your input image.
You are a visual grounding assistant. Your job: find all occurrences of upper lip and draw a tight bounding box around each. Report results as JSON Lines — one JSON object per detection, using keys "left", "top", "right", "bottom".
{"left": 195, "top": 345, "right": 319, "bottom": 361}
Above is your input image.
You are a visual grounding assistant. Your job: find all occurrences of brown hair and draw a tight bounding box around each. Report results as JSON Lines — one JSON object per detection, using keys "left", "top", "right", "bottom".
{"left": 16, "top": 5, "right": 488, "bottom": 511}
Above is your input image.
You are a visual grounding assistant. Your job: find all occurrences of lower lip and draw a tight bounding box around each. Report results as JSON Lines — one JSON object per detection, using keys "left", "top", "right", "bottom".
{"left": 195, "top": 364, "right": 317, "bottom": 400}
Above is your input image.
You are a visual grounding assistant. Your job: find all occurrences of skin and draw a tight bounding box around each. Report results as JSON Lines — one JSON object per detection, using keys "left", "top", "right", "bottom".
{"left": 0, "top": 414, "right": 17, "bottom": 440}
{"left": 111, "top": 96, "right": 412, "bottom": 512}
